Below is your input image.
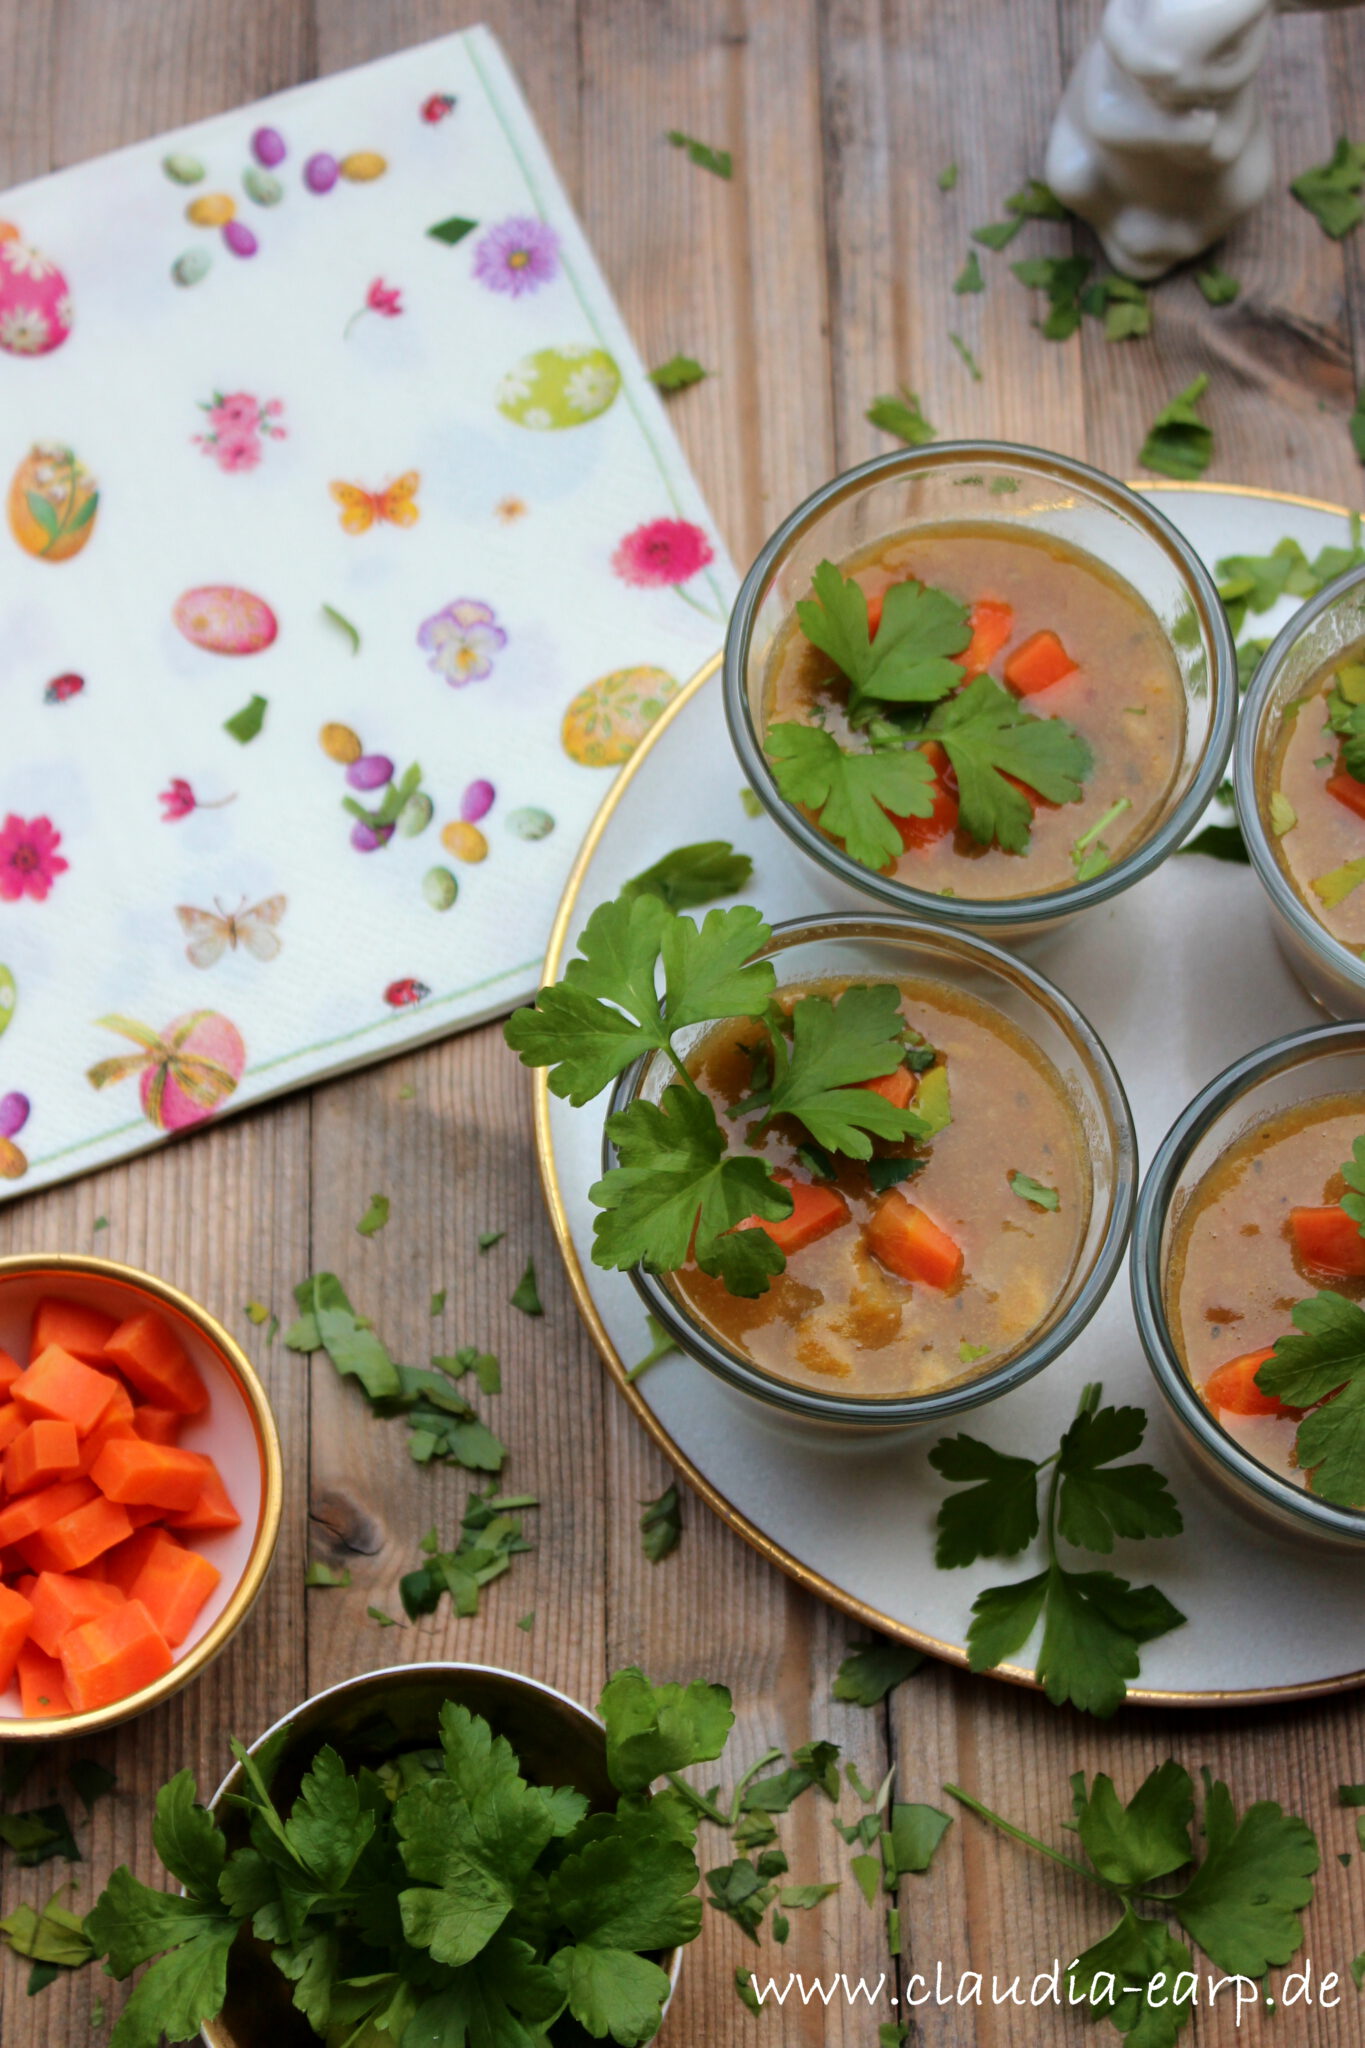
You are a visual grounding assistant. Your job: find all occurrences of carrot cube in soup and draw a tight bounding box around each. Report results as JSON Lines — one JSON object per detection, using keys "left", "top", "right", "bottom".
{"left": 862, "top": 1065, "right": 916, "bottom": 1112}
{"left": 16, "top": 1642, "right": 69, "bottom": 1717}
{"left": 129, "top": 1531, "right": 221, "bottom": 1647}
{"left": 1004, "top": 629, "right": 1077, "bottom": 696}
{"left": 102, "top": 1312, "right": 207, "bottom": 1416}
{"left": 961, "top": 598, "right": 1014, "bottom": 676}
{"left": 1289, "top": 1205, "right": 1365, "bottom": 1279}
{"left": 12, "top": 1346, "right": 118, "bottom": 1436}
{"left": 22, "top": 1493, "right": 133, "bottom": 1575}
{"left": 132, "top": 1406, "right": 182, "bottom": 1446}
{"left": 866, "top": 1192, "right": 964, "bottom": 1291}
{"left": 891, "top": 742, "right": 959, "bottom": 851}
{"left": 164, "top": 1465, "right": 241, "bottom": 1533}
{"left": 0, "top": 1478, "right": 97, "bottom": 1551}
{"left": 0, "top": 1583, "right": 33, "bottom": 1691}
{"left": 60, "top": 1598, "right": 173, "bottom": 1714}
{"left": 736, "top": 1173, "right": 849, "bottom": 1257}
{"left": 0, "top": 1401, "right": 26, "bottom": 1455}
{"left": 5, "top": 1418, "right": 81, "bottom": 1496}
{"left": 0, "top": 1348, "right": 21, "bottom": 1392}
{"left": 30, "top": 1297, "right": 118, "bottom": 1366}
{"left": 1202, "top": 1347, "right": 1295, "bottom": 1419}
{"left": 91, "top": 1438, "right": 210, "bottom": 1513}
{"left": 1326, "top": 768, "right": 1365, "bottom": 823}
{"left": 26, "top": 1571, "right": 124, "bottom": 1658}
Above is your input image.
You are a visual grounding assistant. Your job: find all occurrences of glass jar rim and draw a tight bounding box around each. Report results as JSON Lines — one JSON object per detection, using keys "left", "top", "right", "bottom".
{"left": 605, "top": 910, "right": 1137, "bottom": 1426}
{"left": 723, "top": 439, "right": 1237, "bottom": 927}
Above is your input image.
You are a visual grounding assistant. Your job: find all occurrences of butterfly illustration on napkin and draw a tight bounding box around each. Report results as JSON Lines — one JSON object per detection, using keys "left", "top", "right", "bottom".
{"left": 176, "top": 896, "right": 287, "bottom": 968}
{"left": 329, "top": 472, "right": 421, "bottom": 534}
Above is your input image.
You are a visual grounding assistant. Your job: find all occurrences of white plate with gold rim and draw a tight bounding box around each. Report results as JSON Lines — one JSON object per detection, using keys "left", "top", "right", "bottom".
{"left": 535, "top": 483, "right": 1365, "bottom": 1707}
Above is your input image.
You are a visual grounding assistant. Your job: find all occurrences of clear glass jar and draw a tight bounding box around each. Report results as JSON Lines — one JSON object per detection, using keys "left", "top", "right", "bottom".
{"left": 1131, "top": 1021, "right": 1365, "bottom": 1549}
{"left": 724, "top": 441, "right": 1235, "bottom": 941}
{"left": 1236, "top": 563, "right": 1365, "bottom": 1018}
{"left": 606, "top": 913, "right": 1135, "bottom": 1432}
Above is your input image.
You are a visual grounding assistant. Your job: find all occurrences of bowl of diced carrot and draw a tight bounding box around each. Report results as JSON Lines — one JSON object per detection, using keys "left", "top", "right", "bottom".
{"left": 0, "top": 1255, "right": 282, "bottom": 1738}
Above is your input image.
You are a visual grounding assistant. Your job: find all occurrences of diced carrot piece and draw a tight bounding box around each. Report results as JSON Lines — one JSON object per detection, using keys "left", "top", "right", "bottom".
{"left": 101, "top": 1312, "right": 207, "bottom": 1416}
{"left": 30, "top": 1297, "right": 118, "bottom": 1365}
{"left": 92, "top": 1376, "right": 136, "bottom": 1428}
{"left": 736, "top": 1172, "right": 849, "bottom": 1257}
{"left": 129, "top": 1532, "right": 221, "bottom": 1648}
{"left": 0, "top": 1348, "right": 21, "bottom": 1392}
{"left": 164, "top": 1466, "right": 241, "bottom": 1534}
{"left": 0, "top": 1478, "right": 97, "bottom": 1551}
{"left": 862, "top": 1065, "right": 916, "bottom": 1112}
{"left": 866, "top": 1192, "right": 965, "bottom": 1290}
{"left": 60, "top": 1598, "right": 173, "bottom": 1713}
{"left": 101, "top": 1527, "right": 172, "bottom": 1596}
{"left": 75, "top": 1416, "right": 138, "bottom": 1480}
{"left": 91, "top": 1438, "right": 211, "bottom": 1512}
{"left": 21, "top": 1494, "right": 133, "bottom": 1574}
{"left": 26, "top": 1571, "right": 125, "bottom": 1658}
{"left": 1004, "top": 629, "right": 1077, "bottom": 696}
{"left": 0, "top": 1401, "right": 26, "bottom": 1456}
{"left": 13, "top": 1575, "right": 36, "bottom": 1599}
{"left": 0, "top": 1583, "right": 33, "bottom": 1691}
{"left": 891, "top": 740, "right": 959, "bottom": 851}
{"left": 865, "top": 590, "right": 883, "bottom": 639}
{"left": 1326, "top": 767, "right": 1365, "bottom": 822}
{"left": 125, "top": 1504, "right": 164, "bottom": 1530}
{"left": 5, "top": 1418, "right": 81, "bottom": 1496}
{"left": 1289, "top": 1206, "right": 1365, "bottom": 1279}
{"left": 132, "top": 1406, "right": 183, "bottom": 1446}
{"left": 961, "top": 598, "right": 1014, "bottom": 676}
{"left": 1202, "top": 1347, "right": 1295, "bottom": 1419}
{"left": 16, "top": 1642, "right": 70, "bottom": 1717}
{"left": 12, "top": 1346, "right": 118, "bottom": 1436}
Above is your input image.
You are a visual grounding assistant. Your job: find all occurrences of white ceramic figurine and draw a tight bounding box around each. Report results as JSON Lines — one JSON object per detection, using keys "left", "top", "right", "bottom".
{"left": 1046, "top": 0, "right": 1359, "bottom": 279}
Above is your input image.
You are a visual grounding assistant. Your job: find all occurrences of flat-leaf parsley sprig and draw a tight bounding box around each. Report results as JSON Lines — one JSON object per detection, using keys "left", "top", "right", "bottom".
{"left": 945, "top": 1760, "right": 1318, "bottom": 2047}
{"left": 929, "top": 1382, "right": 1185, "bottom": 1716}
{"left": 505, "top": 888, "right": 928, "bottom": 1297}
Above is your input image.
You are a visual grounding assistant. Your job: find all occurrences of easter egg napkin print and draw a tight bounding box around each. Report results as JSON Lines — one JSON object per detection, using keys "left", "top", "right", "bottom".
{"left": 0, "top": 26, "right": 734, "bottom": 1202}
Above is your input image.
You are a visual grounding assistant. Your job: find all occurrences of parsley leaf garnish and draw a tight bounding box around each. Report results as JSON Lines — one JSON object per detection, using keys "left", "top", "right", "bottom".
{"left": 766, "top": 722, "right": 937, "bottom": 870}
{"left": 1139, "top": 374, "right": 1213, "bottom": 480}
{"left": 510, "top": 1258, "right": 543, "bottom": 1316}
{"left": 832, "top": 1642, "right": 925, "bottom": 1706}
{"left": 760, "top": 985, "right": 929, "bottom": 1157}
{"left": 1009, "top": 1171, "right": 1058, "bottom": 1210}
{"left": 1197, "top": 266, "right": 1240, "bottom": 305}
{"left": 1291, "top": 136, "right": 1365, "bottom": 238}
{"left": 953, "top": 250, "right": 984, "bottom": 294}
{"left": 400, "top": 1490, "right": 537, "bottom": 1619}
{"left": 948, "top": 330, "right": 983, "bottom": 380}
{"left": 926, "top": 675, "right": 1091, "bottom": 853}
{"left": 1005, "top": 178, "right": 1067, "bottom": 220}
{"left": 621, "top": 838, "right": 753, "bottom": 910}
{"left": 641, "top": 1481, "right": 682, "bottom": 1562}
{"left": 971, "top": 218, "right": 1022, "bottom": 250}
{"left": 866, "top": 386, "right": 936, "bottom": 445}
{"left": 356, "top": 1190, "right": 389, "bottom": 1236}
{"left": 666, "top": 130, "right": 732, "bottom": 178}
{"left": 937, "top": 162, "right": 958, "bottom": 191}
{"left": 795, "top": 560, "right": 970, "bottom": 720}
{"left": 1256, "top": 1287, "right": 1365, "bottom": 1505}
{"left": 930, "top": 1384, "right": 1184, "bottom": 1716}
{"left": 648, "top": 353, "right": 710, "bottom": 392}
{"left": 1011, "top": 254, "right": 1091, "bottom": 340}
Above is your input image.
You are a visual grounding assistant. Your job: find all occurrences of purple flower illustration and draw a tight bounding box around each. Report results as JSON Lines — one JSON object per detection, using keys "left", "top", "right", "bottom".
{"left": 472, "top": 217, "right": 559, "bottom": 298}
{"left": 418, "top": 599, "right": 507, "bottom": 686}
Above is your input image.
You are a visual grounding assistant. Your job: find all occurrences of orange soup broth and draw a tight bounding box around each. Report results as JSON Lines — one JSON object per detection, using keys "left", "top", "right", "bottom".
{"left": 1267, "top": 647, "right": 1365, "bottom": 950}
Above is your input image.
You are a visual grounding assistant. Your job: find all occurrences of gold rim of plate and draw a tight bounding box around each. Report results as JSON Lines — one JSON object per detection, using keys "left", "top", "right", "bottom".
{"left": 534, "top": 480, "right": 1365, "bottom": 1709}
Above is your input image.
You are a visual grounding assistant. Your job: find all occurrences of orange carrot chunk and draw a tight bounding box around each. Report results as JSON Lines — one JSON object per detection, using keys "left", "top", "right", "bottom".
{"left": 0, "top": 1348, "right": 22, "bottom": 1392}
{"left": 59, "top": 1598, "right": 173, "bottom": 1714}
{"left": 26, "top": 1571, "right": 125, "bottom": 1659}
{"left": 0, "top": 1583, "right": 33, "bottom": 1691}
{"left": 865, "top": 589, "right": 884, "bottom": 639}
{"left": 5, "top": 1418, "right": 81, "bottom": 1497}
{"left": 75, "top": 1417, "right": 139, "bottom": 1480}
{"left": 92, "top": 1376, "right": 136, "bottom": 1428}
{"left": 163, "top": 1466, "right": 241, "bottom": 1534}
{"left": 1202, "top": 1347, "right": 1294, "bottom": 1419}
{"left": 1004, "top": 629, "right": 1077, "bottom": 696}
{"left": 101, "top": 1527, "right": 174, "bottom": 1597}
{"left": 0, "top": 1401, "right": 26, "bottom": 1456}
{"left": 891, "top": 740, "right": 960, "bottom": 852}
{"left": 1289, "top": 1205, "right": 1365, "bottom": 1279}
{"left": 961, "top": 597, "right": 1014, "bottom": 676}
{"left": 21, "top": 1494, "right": 134, "bottom": 1575}
{"left": 866, "top": 1192, "right": 964, "bottom": 1290}
{"left": 101, "top": 1311, "right": 208, "bottom": 1416}
{"left": 90, "top": 1438, "right": 211, "bottom": 1513}
{"left": 129, "top": 1532, "right": 221, "bottom": 1648}
{"left": 735, "top": 1172, "right": 850, "bottom": 1257}
{"left": 862, "top": 1065, "right": 916, "bottom": 1112}
{"left": 1326, "top": 768, "right": 1365, "bottom": 823}
{"left": 132, "top": 1406, "right": 183, "bottom": 1447}
{"left": 11, "top": 1346, "right": 119, "bottom": 1436}
{"left": 16, "top": 1642, "right": 69, "bottom": 1717}
{"left": 30, "top": 1297, "right": 118, "bottom": 1366}
{"left": 0, "top": 1478, "right": 98, "bottom": 1551}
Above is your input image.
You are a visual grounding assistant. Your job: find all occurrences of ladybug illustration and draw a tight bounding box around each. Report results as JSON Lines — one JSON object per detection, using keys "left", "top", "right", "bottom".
{"left": 44, "top": 671, "right": 84, "bottom": 703}
{"left": 385, "top": 977, "right": 430, "bottom": 1009}
{"left": 421, "top": 93, "right": 456, "bottom": 123}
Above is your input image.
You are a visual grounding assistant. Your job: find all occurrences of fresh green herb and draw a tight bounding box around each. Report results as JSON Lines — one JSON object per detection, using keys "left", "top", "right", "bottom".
{"left": 1256, "top": 1277, "right": 1365, "bottom": 1505}
{"left": 1197, "top": 266, "right": 1240, "bottom": 305}
{"left": 868, "top": 1154, "right": 926, "bottom": 1194}
{"left": 1181, "top": 820, "right": 1248, "bottom": 864}
{"left": 937, "top": 162, "right": 958, "bottom": 191}
{"left": 426, "top": 214, "right": 478, "bottom": 245}
{"left": 367, "top": 1605, "right": 399, "bottom": 1627}
{"left": 1354, "top": 1951, "right": 1365, "bottom": 1989}
{"left": 866, "top": 386, "right": 936, "bottom": 445}
{"left": 478, "top": 1230, "right": 504, "bottom": 1252}
{"left": 1139, "top": 373, "right": 1212, "bottom": 480}
{"left": 930, "top": 1382, "right": 1184, "bottom": 1716}
{"left": 948, "top": 330, "right": 982, "bottom": 380}
{"left": 1005, "top": 178, "right": 1067, "bottom": 220}
{"left": 927, "top": 675, "right": 1091, "bottom": 853}
{"left": 93, "top": 1215, "right": 109, "bottom": 1232}
{"left": 971, "top": 218, "right": 1022, "bottom": 251}
{"left": 832, "top": 1642, "right": 925, "bottom": 1707}
{"left": 430, "top": 1289, "right": 446, "bottom": 1317}
{"left": 1291, "top": 136, "right": 1365, "bottom": 238}
{"left": 356, "top": 1191, "right": 390, "bottom": 1237}
{"left": 433, "top": 1346, "right": 502, "bottom": 1396}
{"left": 953, "top": 251, "right": 984, "bottom": 294}
{"left": 739, "top": 787, "right": 763, "bottom": 818}
{"left": 626, "top": 1314, "right": 677, "bottom": 1383}
{"left": 244, "top": 1300, "right": 270, "bottom": 1326}
{"left": 222, "top": 694, "right": 267, "bottom": 745}
{"left": 0, "top": 1883, "right": 95, "bottom": 1974}
{"left": 1011, "top": 254, "right": 1091, "bottom": 340}
{"left": 648, "top": 353, "right": 710, "bottom": 393}
{"left": 889, "top": 1803, "right": 953, "bottom": 1873}
{"left": 667, "top": 130, "right": 732, "bottom": 178}
{"left": 1070, "top": 795, "right": 1132, "bottom": 881}
{"left": 510, "top": 1259, "right": 543, "bottom": 1316}
{"left": 795, "top": 1138, "right": 837, "bottom": 1180}
{"left": 400, "top": 1490, "right": 538, "bottom": 1621}
{"left": 1340, "top": 1783, "right": 1365, "bottom": 1806}
{"left": 753, "top": 986, "right": 928, "bottom": 1157}
{"left": 951, "top": 1761, "right": 1316, "bottom": 2041}
{"left": 621, "top": 839, "right": 754, "bottom": 911}
{"left": 69, "top": 1760, "right": 117, "bottom": 1814}
{"left": 1237, "top": 636, "right": 1271, "bottom": 690}
{"left": 304, "top": 1560, "right": 351, "bottom": 1589}
{"left": 1313, "top": 856, "right": 1365, "bottom": 908}
{"left": 320, "top": 602, "right": 361, "bottom": 652}
{"left": 1010, "top": 1172, "right": 1059, "bottom": 1211}
{"left": 1352, "top": 389, "right": 1365, "bottom": 464}
{"left": 1270, "top": 791, "right": 1297, "bottom": 836}
{"left": 0, "top": 1807, "right": 79, "bottom": 1868}
{"left": 641, "top": 1482, "right": 682, "bottom": 1562}
{"left": 1080, "top": 273, "right": 1152, "bottom": 340}
{"left": 959, "top": 1339, "right": 992, "bottom": 1366}
{"left": 517, "top": 1611, "right": 535, "bottom": 1632}
{"left": 84, "top": 1669, "right": 731, "bottom": 2048}
{"left": 766, "top": 723, "right": 937, "bottom": 869}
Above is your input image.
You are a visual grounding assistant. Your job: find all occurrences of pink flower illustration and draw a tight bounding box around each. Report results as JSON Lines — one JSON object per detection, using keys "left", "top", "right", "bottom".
{"left": 210, "top": 392, "right": 259, "bottom": 432}
{"left": 417, "top": 599, "right": 507, "bottom": 686}
{"left": 193, "top": 391, "right": 285, "bottom": 472}
{"left": 214, "top": 430, "right": 262, "bottom": 473}
{"left": 159, "top": 778, "right": 236, "bottom": 822}
{"left": 345, "top": 278, "right": 404, "bottom": 338}
{"left": 612, "top": 518, "right": 715, "bottom": 589}
{"left": 0, "top": 813, "right": 68, "bottom": 902}
{"left": 472, "top": 217, "right": 559, "bottom": 298}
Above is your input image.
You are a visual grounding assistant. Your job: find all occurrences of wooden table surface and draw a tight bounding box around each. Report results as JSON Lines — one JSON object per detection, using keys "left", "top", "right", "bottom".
{"left": 4, "top": 3, "right": 1365, "bottom": 2043}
